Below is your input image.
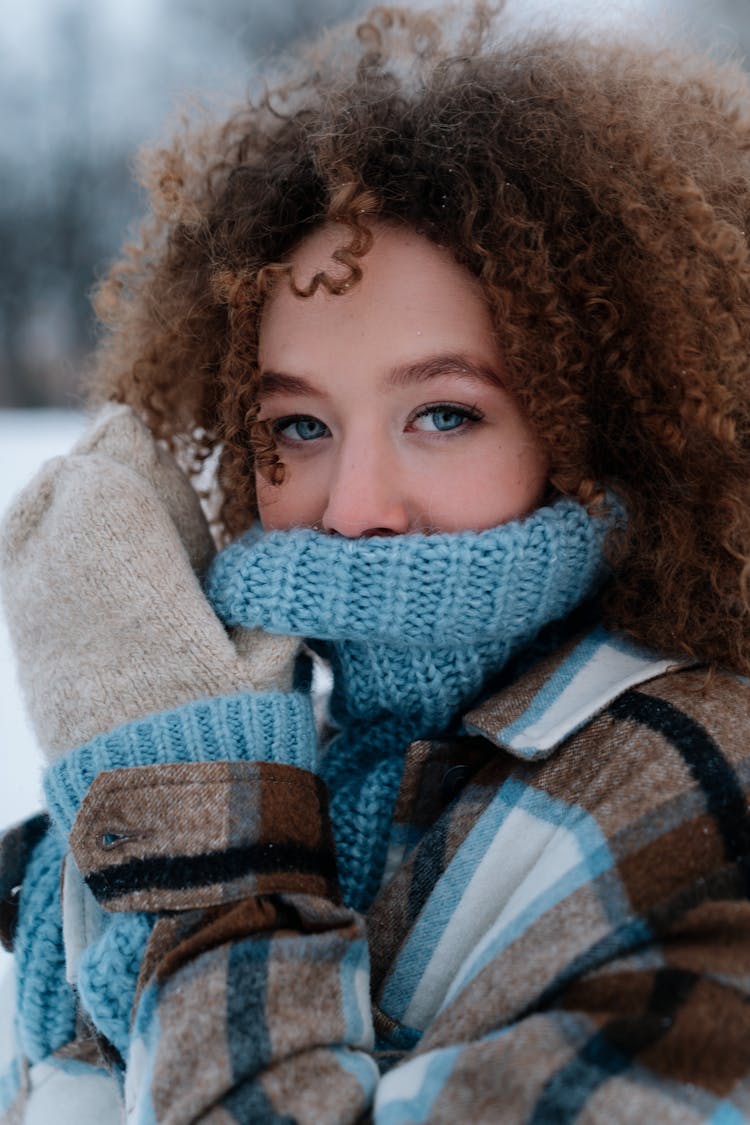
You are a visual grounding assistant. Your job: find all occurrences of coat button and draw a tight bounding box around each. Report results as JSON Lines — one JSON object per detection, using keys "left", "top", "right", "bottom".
{"left": 440, "top": 765, "right": 472, "bottom": 803}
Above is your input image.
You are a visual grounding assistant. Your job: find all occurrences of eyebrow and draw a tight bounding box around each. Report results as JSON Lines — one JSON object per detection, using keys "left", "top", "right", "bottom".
{"left": 257, "top": 352, "right": 502, "bottom": 399}
{"left": 388, "top": 353, "right": 501, "bottom": 390}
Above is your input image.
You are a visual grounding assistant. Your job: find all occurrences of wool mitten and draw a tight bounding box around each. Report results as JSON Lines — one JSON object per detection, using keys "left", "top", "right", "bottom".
{"left": 0, "top": 406, "right": 312, "bottom": 1069}
{"left": 0, "top": 404, "right": 300, "bottom": 762}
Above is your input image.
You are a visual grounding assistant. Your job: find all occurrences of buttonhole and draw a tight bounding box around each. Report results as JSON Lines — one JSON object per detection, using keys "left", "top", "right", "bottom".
{"left": 101, "top": 830, "right": 135, "bottom": 850}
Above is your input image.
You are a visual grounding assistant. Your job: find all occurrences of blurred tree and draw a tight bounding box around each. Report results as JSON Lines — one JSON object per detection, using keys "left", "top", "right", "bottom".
{"left": 0, "top": 0, "right": 362, "bottom": 408}
{"left": 671, "top": 0, "right": 750, "bottom": 58}
{"left": 1, "top": 0, "right": 748, "bottom": 408}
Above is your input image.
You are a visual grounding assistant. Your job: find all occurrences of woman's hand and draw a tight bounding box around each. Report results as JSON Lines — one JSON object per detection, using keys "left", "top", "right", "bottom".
{"left": 0, "top": 404, "right": 299, "bottom": 761}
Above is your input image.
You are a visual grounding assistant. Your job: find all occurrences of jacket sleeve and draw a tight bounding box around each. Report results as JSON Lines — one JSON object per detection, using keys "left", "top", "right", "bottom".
{"left": 42, "top": 689, "right": 380, "bottom": 1124}
{"left": 126, "top": 893, "right": 377, "bottom": 1123}
{"left": 64, "top": 759, "right": 380, "bottom": 1124}
{"left": 41, "top": 678, "right": 750, "bottom": 1123}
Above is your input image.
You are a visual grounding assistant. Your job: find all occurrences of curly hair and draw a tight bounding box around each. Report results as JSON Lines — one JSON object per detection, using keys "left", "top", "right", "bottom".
{"left": 89, "top": 2, "right": 750, "bottom": 673}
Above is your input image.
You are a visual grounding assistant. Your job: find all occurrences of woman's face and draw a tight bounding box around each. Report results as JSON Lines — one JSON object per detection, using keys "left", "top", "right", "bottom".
{"left": 256, "top": 223, "right": 548, "bottom": 535}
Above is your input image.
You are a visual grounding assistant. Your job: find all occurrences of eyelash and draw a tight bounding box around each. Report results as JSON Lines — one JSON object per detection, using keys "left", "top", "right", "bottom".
{"left": 272, "top": 415, "right": 329, "bottom": 444}
{"left": 408, "top": 402, "right": 484, "bottom": 433}
{"left": 271, "top": 402, "right": 485, "bottom": 445}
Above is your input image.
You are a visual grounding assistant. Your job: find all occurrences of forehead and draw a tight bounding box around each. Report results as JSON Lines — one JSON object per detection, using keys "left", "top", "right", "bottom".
{"left": 258, "top": 221, "right": 499, "bottom": 369}
{"left": 283, "top": 220, "right": 474, "bottom": 288}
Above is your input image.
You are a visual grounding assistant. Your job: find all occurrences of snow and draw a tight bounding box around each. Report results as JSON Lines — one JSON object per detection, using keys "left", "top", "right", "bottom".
{"left": 0, "top": 410, "right": 85, "bottom": 822}
{"left": 0, "top": 410, "right": 84, "bottom": 975}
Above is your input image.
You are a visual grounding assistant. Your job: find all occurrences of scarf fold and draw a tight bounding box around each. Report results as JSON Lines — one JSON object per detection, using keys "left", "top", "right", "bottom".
{"left": 205, "top": 498, "right": 614, "bottom": 908}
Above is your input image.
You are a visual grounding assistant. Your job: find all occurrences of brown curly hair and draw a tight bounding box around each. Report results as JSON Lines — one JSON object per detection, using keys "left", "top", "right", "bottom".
{"left": 89, "top": 2, "right": 750, "bottom": 673}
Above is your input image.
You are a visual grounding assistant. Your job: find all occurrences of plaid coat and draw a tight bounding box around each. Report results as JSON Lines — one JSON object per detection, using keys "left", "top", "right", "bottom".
{"left": 2, "top": 624, "right": 750, "bottom": 1123}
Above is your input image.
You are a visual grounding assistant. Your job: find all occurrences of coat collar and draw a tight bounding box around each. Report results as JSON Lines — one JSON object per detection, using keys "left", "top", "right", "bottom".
{"left": 462, "top": 625, "right": 687, "bottom": 762}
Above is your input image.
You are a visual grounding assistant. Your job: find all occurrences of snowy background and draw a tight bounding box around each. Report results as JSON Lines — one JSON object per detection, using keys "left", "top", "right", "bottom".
{"left": 3, "top": 0, "right": 747, "bottom": 408}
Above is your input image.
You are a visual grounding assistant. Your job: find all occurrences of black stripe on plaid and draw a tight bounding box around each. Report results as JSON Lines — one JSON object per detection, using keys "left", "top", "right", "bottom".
{"left": 85, "top": 840, "right": 338, "bottom": 903}
{"left": 609, "top": 691, "right": 750, "bottom": 895}
{"left": 529, "top": 967, "right": 698, "bottom": 1123}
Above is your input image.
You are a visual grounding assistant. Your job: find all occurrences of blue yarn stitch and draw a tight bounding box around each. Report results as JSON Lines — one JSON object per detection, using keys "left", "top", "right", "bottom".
{"left": 76, "top": 912, "right": 154, "bottom": 1060}
{"left": 45, "top": 689, "right": 317, "bottom": 836}
{"left": 319, "top": 714, "right": 418, "bottom": 909}
{"left": 14, "top": 826, "right": 77, "bottom": 1063}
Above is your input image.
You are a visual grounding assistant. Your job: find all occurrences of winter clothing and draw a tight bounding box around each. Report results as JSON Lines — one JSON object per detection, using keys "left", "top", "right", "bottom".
{"left": 5, "top": 627, "right": 750, "bottom": 1122}
{"left": 3, "top": 409, "right": 750, "bottom": 1123}
{"left": 4, "top": 485, "right": 611, "bottom": 1085}
{"left": 0, "top": 405, "right": 298, "bottom": 759}
{"left": 206, "top": 502, "right": 612, "bottom": 726}
{"left": 206, "top": 503, "right": 611, "bottom": 908}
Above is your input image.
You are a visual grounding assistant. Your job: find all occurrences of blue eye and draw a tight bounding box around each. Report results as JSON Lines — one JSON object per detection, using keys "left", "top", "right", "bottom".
{"left": 274, "top": 415, "right": 330, "bottom": 442}
{"left": 430, "top": 409, "right": 467, "bottom": 431}
{"left": 411, "top": 404, "right": 483, "bottom": 433}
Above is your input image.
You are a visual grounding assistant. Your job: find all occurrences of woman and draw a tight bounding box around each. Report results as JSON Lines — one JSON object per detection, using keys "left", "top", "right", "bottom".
{"left": 2, "top": 4, "right": 750, "bottom": 1121}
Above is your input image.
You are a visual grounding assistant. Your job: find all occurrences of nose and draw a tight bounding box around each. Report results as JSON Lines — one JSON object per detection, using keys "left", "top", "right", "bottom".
{"left": 321, "top": 441, "right": 412, "bottom": 537}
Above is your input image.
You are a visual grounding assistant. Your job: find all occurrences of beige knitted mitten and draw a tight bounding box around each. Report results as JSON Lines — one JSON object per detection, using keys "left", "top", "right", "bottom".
{"left": 0, "top": 405, "right": 299, "bottom": 762}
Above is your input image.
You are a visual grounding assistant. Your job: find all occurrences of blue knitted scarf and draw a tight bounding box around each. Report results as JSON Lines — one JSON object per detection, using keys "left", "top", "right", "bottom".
{"left": 206, "top": 497, "right": 613, "bottom": 909}
{"left": 13, "top": 498, "right": 613, "bottom": 1066}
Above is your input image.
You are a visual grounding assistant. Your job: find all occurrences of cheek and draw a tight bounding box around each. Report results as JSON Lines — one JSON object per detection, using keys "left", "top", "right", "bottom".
{"left": 515, "top": 436, "right": 550, "bottom": 496}
{"left": 414, "top": 439, "right": 548, "bottom": 532}
{"left": 496, "top": 438, "right": 549, "bottom": 517}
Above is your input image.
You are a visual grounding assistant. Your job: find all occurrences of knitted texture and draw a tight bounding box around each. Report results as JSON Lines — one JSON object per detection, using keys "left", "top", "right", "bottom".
{"left": 14, "top": 827, "right": 77, "bottom": 1063}
{"left": 206, "top": 498, "right": 614, "bottom": 907}
{"left": 44, "top": 690, "right": 316, "bottom": 835}
{"left": 319, "top": 715, "right": 418, "bottom": 909}
{"left": 36, "top": 692, "right": 315, "bottom": 1057}
{"left": 16, "top": 499, "right": 610, "bottom": 1066}
{"left": 76, "top": 913, "right": 153, "bottom": 1060}
{"left": 206, "top": 499, "right": 611, "bottom": 728}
